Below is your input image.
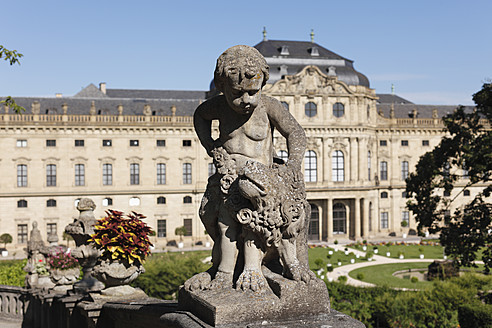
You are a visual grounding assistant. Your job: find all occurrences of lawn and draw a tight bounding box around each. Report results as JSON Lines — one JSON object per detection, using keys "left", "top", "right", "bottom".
{"left": 348, "top": 262, "right": 435, "bottom": 289}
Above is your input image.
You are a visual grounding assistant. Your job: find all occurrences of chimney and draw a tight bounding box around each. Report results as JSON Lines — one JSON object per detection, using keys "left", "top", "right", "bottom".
{"left": 99, "top": 82, "right": 107, "bottom": 94}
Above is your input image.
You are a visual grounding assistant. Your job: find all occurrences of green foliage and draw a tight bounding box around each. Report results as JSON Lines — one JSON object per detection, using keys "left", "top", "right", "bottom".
{"left": 89, "top": 210, "right": 154, "bottom": 265}
{"left": 411, "top": 276, "right": 418, "bottom": 283}
{"left": 356, "top": 273, "right": 365, "bottom": 280}
{"left": 458, "top": 302, "right": 492, "bottom": 328}
{"left": 131, "top": 251, "right": 209, "bottom": 300}
{"left": 175, "top": 226, "right": 187, "bottom": 241}
{"left": 314, "top": 258, "right": 323, "bottom": 269}
{"left": 0, "top": 233, "right": 13, "bottom": 248}
{"left": 337, "top": 275, "right": 347, "bottom": 284}
{"left": 0, "top": 260, "right": 26, "bottom": 287}
{"left": 0, "top": 45, "right": 26, "bottom": 114}
{"left": 400, "top": 220, "right": 408, "bottom": 227}
{"left": 406, "top": 83, "right": 492, "bottom": 273}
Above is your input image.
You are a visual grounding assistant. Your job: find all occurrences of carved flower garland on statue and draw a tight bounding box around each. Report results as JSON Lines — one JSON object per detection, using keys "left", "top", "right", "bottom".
{"left": 89, "top": 210, "right": 154, "bottom": 287}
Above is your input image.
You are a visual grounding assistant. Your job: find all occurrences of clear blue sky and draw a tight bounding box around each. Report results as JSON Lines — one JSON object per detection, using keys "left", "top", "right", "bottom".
{"left": 1, "top": 0, "right": 491, "bottom": 105}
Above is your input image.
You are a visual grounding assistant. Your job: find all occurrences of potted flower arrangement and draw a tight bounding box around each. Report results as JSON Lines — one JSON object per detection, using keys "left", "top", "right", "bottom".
{"left": 89, "top": 210, "right": 153, "bottom": 287}
{"left": 47, "top": 247, "right": 80, "bottom": 286}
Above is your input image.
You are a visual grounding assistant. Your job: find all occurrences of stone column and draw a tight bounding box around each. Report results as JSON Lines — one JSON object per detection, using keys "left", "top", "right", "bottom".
{"left": 362, "top": 198, "right": 369, "bottom": 238}
{"left": 323, "top": 137, "right": 330, "bottom": 182}
{"left": 359, "top": 138, "right": 367, "bottom": 182}
{"left": 354, "top": 198, "right": 361, "bottom": 240}
{"left": 327, "top": 198, "right": 333, "bottom": 240}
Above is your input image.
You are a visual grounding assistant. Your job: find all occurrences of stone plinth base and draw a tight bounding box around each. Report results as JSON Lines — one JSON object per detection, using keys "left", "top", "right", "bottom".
{"left": 178, "top": 271, "right": 332, "bottom": 327}
{"left": 161, "top": 310, "right": 366, "bottom": 328}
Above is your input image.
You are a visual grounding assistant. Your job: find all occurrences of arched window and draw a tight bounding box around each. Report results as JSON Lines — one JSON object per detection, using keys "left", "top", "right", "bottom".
{"left": 102, "top": 197, "right": 113, "bottom": 206}
{"left": 129, "top": 197, "right": 140, "bottom": 206}
{"left": 281, "top": 101, "right": 289, "bottom": 111}
{"left": 183, "top": 196, "right": 192, "bottom": 204}
{"left": 367, "top": 151, "right": 371, "bottom": 181}
{"left": 157, "top": 196, "right": 166, "bottom": 204}
{"left": 304, "top": 151, "right": 317, "bottom": 182}
{"left": 277, "top": 150, "right": 288, "bottom": 164}
{"left": 333, "top": 203, "right": 346, "bottom": 234}
{"left": 380, "top": 192, "right": 388, "bottom": 199}
{"left": 305, "top": 102, "right": 317, "bottom": 117}
{"left": 47, "top": 199, "right": 57, "bottom": 207}
{"left": 17, "top": 199, "right": 28, "bottom": 208}
{"left": 333, "top": 102, "right": 344, "bottom": 117}
{"left": 332, "top": 150, "right": 344, "bottom": 182}
{"left": 308, "top": 204, "right": 319, "bottom": 240}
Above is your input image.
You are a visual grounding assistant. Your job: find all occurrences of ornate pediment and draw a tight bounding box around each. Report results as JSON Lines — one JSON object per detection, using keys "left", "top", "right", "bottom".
{"left": 264, "top": 65, "right": 352, "bottom": 96}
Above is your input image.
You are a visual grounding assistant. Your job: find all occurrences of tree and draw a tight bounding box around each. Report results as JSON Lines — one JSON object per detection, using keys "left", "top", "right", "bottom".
{"left": 406, "top": 83, "right": 492, "bottom": 272}
{"left": 0, "top": 233, "right": 13, "bottom": 249}
{"left": 62, "top": 231, "right": 74, "bottom": 248}
{"left": 175, "top": 226, "right": 187, "bottom": 242}
{"left": 0, "top": 45, "right": 25, "bottom": 113}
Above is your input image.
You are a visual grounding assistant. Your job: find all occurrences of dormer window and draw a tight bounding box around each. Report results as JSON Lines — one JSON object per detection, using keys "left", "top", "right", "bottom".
{"left": 280, "top": 46, "right": 289, "bottom": 56}
{"left": 309, "top": 47, "right": 319, "bottom": 56}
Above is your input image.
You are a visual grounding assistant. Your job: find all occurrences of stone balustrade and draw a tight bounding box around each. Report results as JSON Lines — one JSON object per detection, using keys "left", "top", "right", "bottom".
{"left": 0, "top": 285, "right": 27, "bottom": 318}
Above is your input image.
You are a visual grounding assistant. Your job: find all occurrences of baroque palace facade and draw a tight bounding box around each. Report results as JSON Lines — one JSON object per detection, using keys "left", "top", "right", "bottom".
{"left": 1, "top": 39, "right": 476, "bottom": 251}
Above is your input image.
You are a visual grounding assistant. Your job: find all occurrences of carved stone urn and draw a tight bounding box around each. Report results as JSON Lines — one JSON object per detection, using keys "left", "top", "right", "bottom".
{"left": 64, "top": 198, "right": 105, "bottom": 292}
{"left": 50, "top": 267, "right": 80, "bottom": 286}
{"left": 92, "top": 260, "right": 145, "bottom": 288}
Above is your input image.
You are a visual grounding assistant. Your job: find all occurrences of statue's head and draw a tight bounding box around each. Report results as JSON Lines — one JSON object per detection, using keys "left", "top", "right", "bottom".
{"left": 214, "top": 45, "right": 269, "bottom": 115}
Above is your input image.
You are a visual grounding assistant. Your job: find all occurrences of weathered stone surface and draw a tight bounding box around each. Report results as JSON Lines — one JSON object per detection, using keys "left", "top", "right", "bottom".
{"left": 179, "top": 269, "right": 330, "bottom": 327}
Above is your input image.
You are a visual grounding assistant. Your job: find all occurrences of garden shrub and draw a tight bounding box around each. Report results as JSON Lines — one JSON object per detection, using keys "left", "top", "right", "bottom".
{"left": 131, "top": 252, "right": 209, "bottom": 300}
{"left": 356, "top": 273, "right": 364, "bottom": 280}
{"left": 337, "top": 275, "right": 347, "bottom": 284}
{"left": 0, "top": 259, "right": 26, "bottom": 287}
{"left": 458, "top": 302, "right": 492, "bottom": 328}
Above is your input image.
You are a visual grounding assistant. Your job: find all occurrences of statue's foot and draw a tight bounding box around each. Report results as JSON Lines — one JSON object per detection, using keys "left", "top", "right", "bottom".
{"left": 236, "top": 269, "right": 267, "bottom": 292}
{"left": 285, "top": 262, "right": 316, "bottom": 283}
{"left": 184, "top": 271, "right": 213, "bottom": 291}
{"left": 208, "top": 271, "right": 234, "bottom": 289}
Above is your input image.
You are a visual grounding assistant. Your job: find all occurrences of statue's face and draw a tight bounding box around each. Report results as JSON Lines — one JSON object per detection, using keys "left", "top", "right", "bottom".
{"left": 223, "top": 65, "right": 263, "bottom": 115}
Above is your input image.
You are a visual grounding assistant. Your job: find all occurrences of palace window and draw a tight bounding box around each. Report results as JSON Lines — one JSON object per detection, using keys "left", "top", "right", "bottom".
{"left": 305, "top": 102, "right": 317, "bottom": 117}
{"left": 183, "top": 163, "right": 192, "bottom": 184}
{"left": 17, "top": 199, "right": 27, "bottom": 208}
{"left": 103, "top": 164, "right": 113, "bottom": 185}
{"left": 332, "top": 150, "right": 344, "bottom": 182}
{"left": 333, "top": 203, "right": 346, "bottom": 234}
{"left": 157, "top": 220, "right": 167, "bottom": 238}
{"left": 380, "top": 192, "right": 388, "bottom": 199}
{"left": 156, "top": 140, "right": 166, "bottom": 147}
{"left": 47, "top": 199, "right": 57, "bottom": 207}
{"left": 379, "top": 140, "right": 387, "bottom": 147}
{"left": 47, "top": 223, "right": 57, "bottom": 239}
{"left": 157, "top": 196, "right": 166, "bottom": 204}
{"left": 102, "top": 197, "right": 113, "bottom": 206}
{"left": 129, "top": 197, "right": 140, "bottom": 206}
{"left": 75, "top": 140, "right": 84, "bottom": 147}
{"left": 401, "top": 161, "right": 409, "bottom": 180}
{"left": 277, "top": 150, "right": 288, "bottom": 164}
{"left": 130, "top": 163, "right": 140, "bottom": 185}
{"left": 182, "top": 140, "right": 192, "bottom": 147}
{"left": 464, "top": 189, "right": 470, "bottom": 196}
{"left": 308, "top": 204, "right": 320, "bottom": 240}
{"left": 183, "top": 196, "right": 192, "bottom": 204}
{"left": 304, "top": 151, "right": 317, "bottom": 182}
{"left": 208, "top": 163, "right": 216, "bottom": 177}
{"left": 380, "top": 161, "right": 388, "bottom": 180}
{"left": 281, "top": 101, "right": 289, "bottom": 111}
{"left": 46, "top": 164, "right": 57, "bottom": 187}
{"left": 367, "top": 151, "right": 371, "bottom": 181}
{"left": 102, "top": 139, "right": 112, "bottom": 147}
{"left": 75, "top": 164, "right": 85, "bottom": 186}
{"left": 381, "top": 212, "right": 389, "bottom": 229}
{"left": 401, "top": 140, "right": 409, "bottom": 146}
{"left": 183, "top": 219, "right": 193, "bottom": 236}
{"left": 17, "top": 164, "right": 27, "bottom": 187}
{"left": 46, "top": 139, "right": 56, "bottom": 147}
{"left": 130, "top": 140, "right": 139, "bottom": 147}
{"left": 18, "top": 224, "right": 28, "bottom": 244}
{"left": 402, "top": 211, "right": 409, "bottom": 225}
{"left": 368, "top": 202, "right": 373, "bottom": 232}
{"left": 422, "top": 140, "right": 429, "bottom": 146}
{"left": 333, "top": 102, "right": 345, "bottom": 118}
{"left": 157, "top": 163, "right": 166, "bottom": 185}
{"left": 16, "top": 139, "right": 27, "bottom": 147}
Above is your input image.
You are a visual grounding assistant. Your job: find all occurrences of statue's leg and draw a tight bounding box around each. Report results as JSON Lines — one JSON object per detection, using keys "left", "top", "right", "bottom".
{"left": 208, "top": 206, "right": 239, "bottom": 289}
{"left": 279, "top": 238, "right": 314, "bottom": 283}
{"left": 236, "top": 230, "right": 266, "bottom": 292}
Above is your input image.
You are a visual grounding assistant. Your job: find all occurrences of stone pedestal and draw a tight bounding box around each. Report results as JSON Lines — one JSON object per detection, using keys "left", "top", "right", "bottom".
{"left": 178, "top": 270, "right": 342, "bottom": 327}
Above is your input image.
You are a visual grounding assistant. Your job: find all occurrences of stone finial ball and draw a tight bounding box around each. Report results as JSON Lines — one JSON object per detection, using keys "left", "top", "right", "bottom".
{"left": 214, "top": 45, "right": 269, "bottom": 93}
